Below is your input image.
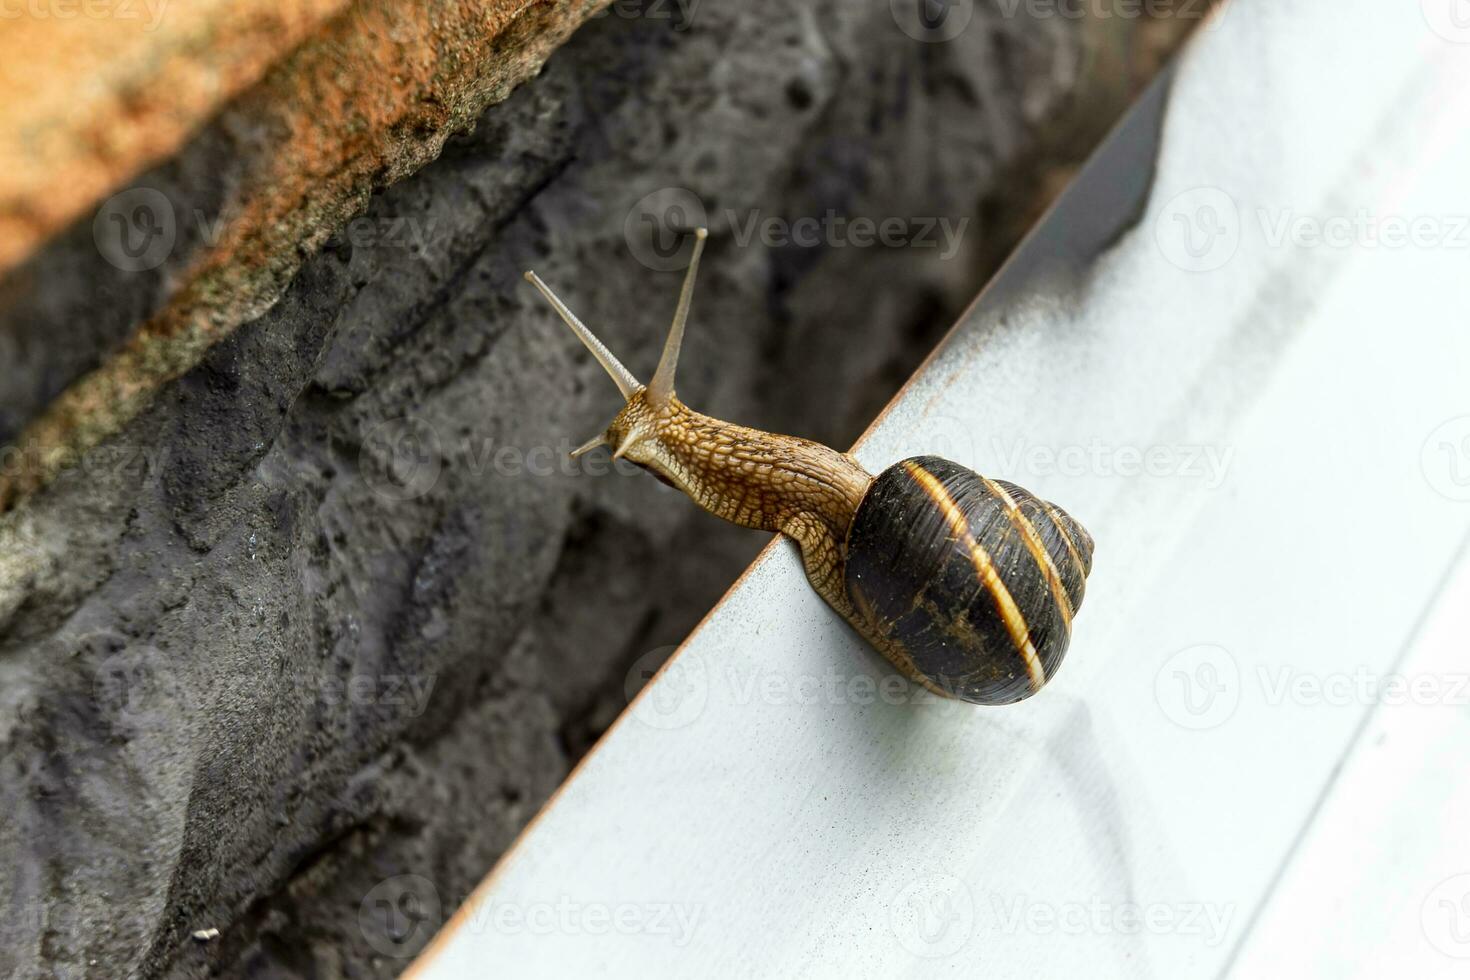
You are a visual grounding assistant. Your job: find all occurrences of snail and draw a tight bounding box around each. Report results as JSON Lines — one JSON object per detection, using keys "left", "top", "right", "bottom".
{"left": 524, "top": 229, "right": 1093, "bottom": 705}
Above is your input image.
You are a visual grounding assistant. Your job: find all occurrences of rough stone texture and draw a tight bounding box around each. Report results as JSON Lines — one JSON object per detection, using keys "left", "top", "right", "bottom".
{"left": 0, "top": 3, "right": 1198, "bottom": 977}
{"left": 0, "top": 0, "right": 350, "bottom": 273}
{"left": 0, "top": 0, "right": 613, "bottom": 512}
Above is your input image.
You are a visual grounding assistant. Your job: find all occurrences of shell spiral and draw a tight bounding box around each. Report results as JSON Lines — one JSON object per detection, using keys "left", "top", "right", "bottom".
{"left": 842, "top": 456, "right": 1094, "bottom": 705}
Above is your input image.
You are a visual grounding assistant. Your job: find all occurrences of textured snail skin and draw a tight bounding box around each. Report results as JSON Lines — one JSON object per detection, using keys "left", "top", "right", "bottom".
{"left": 607, "top": 390, "right": 868, "bottom": 606}
{"left": 605, "top": 393, "right": 1093, "bottom": 704}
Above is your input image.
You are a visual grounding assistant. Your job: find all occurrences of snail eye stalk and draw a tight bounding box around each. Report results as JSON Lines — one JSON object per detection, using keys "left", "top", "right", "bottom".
{"left": 646, "top": 226, "right": 708, "bottom": 408}
{"left": 523, "top": 269, "right": 641, "bottom": 399}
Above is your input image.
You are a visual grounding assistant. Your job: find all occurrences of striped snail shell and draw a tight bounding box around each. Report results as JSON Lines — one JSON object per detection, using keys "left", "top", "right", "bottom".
{"left": 524, "top": 228, "right": 1095, "bottom": 707}
{"left": 844, "top": 456, "right": 1093, "bottom": 705}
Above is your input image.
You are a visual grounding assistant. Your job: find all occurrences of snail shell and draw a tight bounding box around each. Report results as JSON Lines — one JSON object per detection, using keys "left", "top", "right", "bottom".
{"left": 844, "top": 456, "right": 1093, "bottom": 705}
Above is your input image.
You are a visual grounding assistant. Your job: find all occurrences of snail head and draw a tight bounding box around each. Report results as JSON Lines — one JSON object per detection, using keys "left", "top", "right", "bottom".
{"left": 524, "top": 227, "right": 707, "bottom": 467}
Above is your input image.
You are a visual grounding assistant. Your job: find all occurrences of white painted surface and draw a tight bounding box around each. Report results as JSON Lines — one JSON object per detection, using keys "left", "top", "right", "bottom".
{"left": 1223, "top": 541, "right": 1470, "bottom": 980}
{"left": 411, "top": 1, "right": 1470, "bottom": 976}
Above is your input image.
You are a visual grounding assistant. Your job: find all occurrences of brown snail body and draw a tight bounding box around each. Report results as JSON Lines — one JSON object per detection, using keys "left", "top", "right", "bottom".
{"left": 525, "top": 230, "right": 1093, "bottom": 705}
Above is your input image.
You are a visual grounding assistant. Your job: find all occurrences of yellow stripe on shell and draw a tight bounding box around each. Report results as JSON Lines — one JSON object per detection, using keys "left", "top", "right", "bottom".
{"left": 901, "top": 461, "right": 1046, "bottom": 693}
{"left": 1042, "top": 499, "right": 1088, "bottom": 584}
{"left": 979, "top": 476, "right": 1074, "bottom": 631}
